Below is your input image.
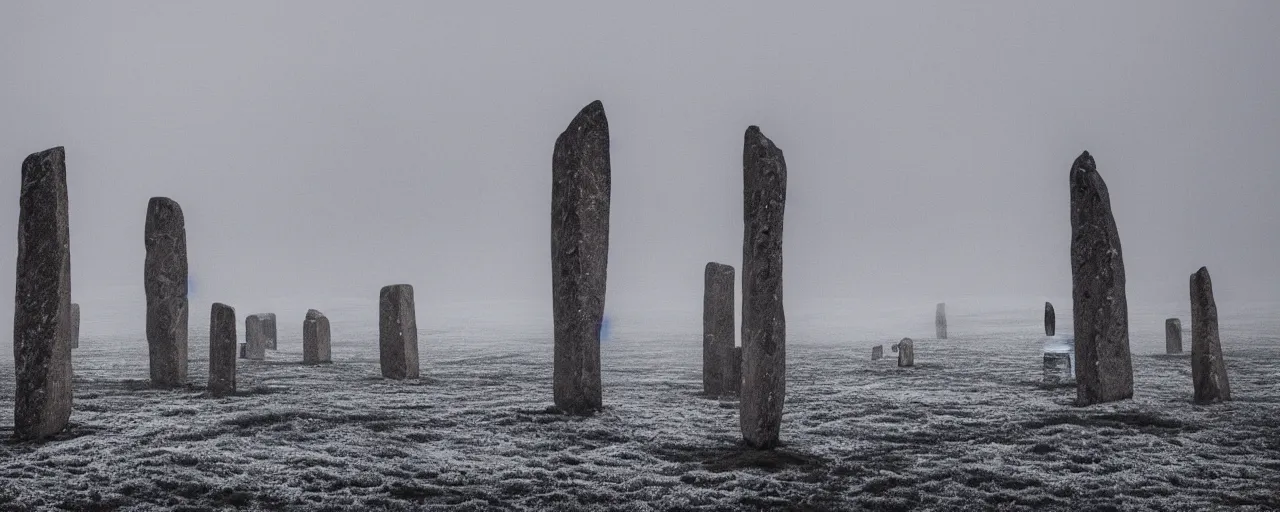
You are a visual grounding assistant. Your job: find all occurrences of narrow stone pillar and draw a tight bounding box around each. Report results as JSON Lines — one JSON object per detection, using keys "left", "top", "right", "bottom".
{"left": 263, "top": 313, "right": 277, "bottom": 350}
{"left": 703, "top": 262, "right": 735, "bottom": 396}
{"left": 740, "top": 125, "right": 787, "bottom": 449}
{"left": 379, "top": 284, "right": 420, "bottom": 379}
{"left": 303, "top": 309, "right": 332, "bottom": 364}
{"left": 551, "top": 100, "right": 610, "bottom": 415}
{"left": 144, "top": 197, "right": 189, "bottom": 388}
{"left": 935, "top": 303, "right": 947, "bottom": 339}
{"left": 243, "top": 315, "right": 268, "bottom": 360}
{"left": 13, "top": 147, "right": 73, "bottom": 440}
{"left": 208, "top": 303, "right": 237, "bottom": 397}
{"left": 1069, "top": 151, "right": 1134, "bottom": 405}
{"left": 70, "top": 303, "right": 81, "bottom": 349}
{"left": 1190, "top": 267, "right": 1230, "bottom": 404}
{"left": 1044, "top": 302, "right": 1055, "bottom": 337}
{"left": 872, "top": 345, "right": 883, "bottom": 360}
{"left": 897, "top": 338, "right": 915, "bottom": 367}
{"left": 727, "top": 346, "right": 742, "bottom": 396}
{"left": 1165, "top": 318, "right": 1183, "bottom": 354}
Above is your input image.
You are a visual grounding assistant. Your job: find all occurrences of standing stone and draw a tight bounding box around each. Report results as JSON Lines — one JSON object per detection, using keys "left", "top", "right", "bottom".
{"left": 1044, "top": 302, "right": 1055, "bottom": 337}
{"left": 740, "top": 125, "right": 787, "bottom": 449}
{"left": 897, "top": 338, "right": 914, "bottom": 367}
{"left": 144, "top": 197, "right": 189, "bottom": 388}
{"left": 703, "top": 262, "right": 735, "bottom": 396}
{"left": 872, "top": 345, "right": 884, "bottom": 360}
{"left": 1190, "top": 267, "right": 1230, "bottom": 404}
{"left": 379, "top": 284, "right": 419, "bottom": 379}
{"left": 70, "top": 303, "right": 81, "bottom": 349}
{"left": 13, "top": 147, "right": 73, "bottom": 440}
{"left": 1069, "top": 151, "right": 1134, "bottom": 406}
{"left": 551, "top": 101, "right": 610, "bottom": 415}
{"left": 208, "top": 303, "right": 237, "bottom": 397}
{"left": 243, "top": 315, "right": 268, "bottom": 360}
{"left": 935, "top": 303, "right": 947, "bottom": 339}
{"left": 1165, "top": 318, "right": 1183, "bottom": 354}
{"left": 303, "top": 309, "right": 332, "bottom": 364}
{"left": 727, "top": 346, "right": 742, "bottom": 396}
{"left": 263, "top": 313, "right": 277, "bottom": 350}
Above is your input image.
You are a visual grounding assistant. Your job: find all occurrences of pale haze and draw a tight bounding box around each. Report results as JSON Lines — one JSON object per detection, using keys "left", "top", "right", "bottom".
{"left": 1, "top": 1, "right": 1278, "bottom": 339}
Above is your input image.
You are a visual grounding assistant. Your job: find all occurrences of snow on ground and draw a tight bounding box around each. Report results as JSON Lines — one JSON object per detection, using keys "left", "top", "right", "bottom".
{"left": 0, "top": 300, "right": 1277, "bottom": 511}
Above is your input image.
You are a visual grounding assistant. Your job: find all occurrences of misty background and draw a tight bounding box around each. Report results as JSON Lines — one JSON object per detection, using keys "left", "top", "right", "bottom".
{"left": 1, "top": 1, "right": 1278, "bottom": 343}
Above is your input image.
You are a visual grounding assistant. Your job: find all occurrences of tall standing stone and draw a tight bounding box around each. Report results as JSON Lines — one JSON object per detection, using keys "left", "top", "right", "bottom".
{"left": 70, "top": 303, "right": 81, "bottom": 349}
{"left": 1165, "top": 318, "right": 1183, "bottom": 354}
{"left": 379, "top": 284, "right": 419, "bottom": 379}
{"left": 1069, "top": 151, "right": 1134, "bottom": 406}
{"left": 728, "top": 346, "right": 742, "bottom": 396}
{"left": 1044, "top": 302, "right": 1055, "bottom": 337}
{"left": 898, "top": 338, "right": 915, "bottom": 367}
{"left": 740, "top": 125, "right": 786, "bottom": 449}
{"left": 935, "top": 303, "right": 947, "bottom": 339}
{"left": 13, "top": 147, "right": 73, "bottom": 440}
{"left": 1190, "top": 267, "right": 1230, "bottom": 404}
{"left": 145, "top": 197, "right": 189, "bottom": 388}
{"left": 243, "top": 315, "right": 268, "bottom": 360}
{"left": 263, "top": 313, "right": 277, "bottom": 350}
{"left": 303, "top": 309, "right": 332, "bottom": 364}
{"left": 208, "top": 303, "right": 237, "bottom": 398}
{"left": 703, "top": 262, "right": 735, "bottom": 396}
{"left": 551, "top": 100, "right": 610, "bottom": 415}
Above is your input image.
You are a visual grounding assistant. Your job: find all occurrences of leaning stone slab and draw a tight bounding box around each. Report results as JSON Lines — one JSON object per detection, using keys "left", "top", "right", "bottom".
{"left": 303, "top": 309, "right": 332, "bottom": 364}
{"left": 935, "top": 303, "right": 947, "bottom": 339}
{"left": 379, "top": 284, "right": 419, "bottom": 379}
{"left": 1165, "top": 318, "right": 1183, "bottom": 354}
{"left": 1190, "top": 267, "right": 1230, "bottom": 404}
{"left": 1069, "top": 151, "right": 1133, "bottom": 406}
{"left": 145, "top": 196, "right": 189, "bottom": 388}
{"left": 551, "top": 101, "right": 610, "bottom": 415}
{"left": 897, "top": 338, "right": 914, "bottom": 367}
{"left": 1044, "top": 302, "right": 1055, "bottom": 337}
{"left": 703, "top": 262, "right": 735, "bottom": 396}
{"left": 740, "top": 125, "right": 787, "bottom": 449}
{"left": 13, "top": 146, "right": 73, "bottom": 440}
{"left": 244, "top": 315, "right": 268, "bottom": 360}
{"left": 872, "top": 345, "right": 883, "bottom": 360}
{"left": 70, "top": 303, "right": 81, "bottom": 349}
{"left": 208, "top": 303, "right": 237, "bottom": 397}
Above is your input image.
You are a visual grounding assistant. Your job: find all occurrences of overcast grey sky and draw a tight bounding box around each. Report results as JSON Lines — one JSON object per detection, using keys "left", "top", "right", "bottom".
{"left": 1, "top": 1, "right": 1278, "bottom": 328}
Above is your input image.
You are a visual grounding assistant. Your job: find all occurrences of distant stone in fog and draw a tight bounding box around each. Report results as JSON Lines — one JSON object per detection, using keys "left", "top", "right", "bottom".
{"left": 13, "top": 147, "right": 73, "bottom": 440}
{"left": 1044, "top": 302, "right": 1055, "bottom": 337}
{"left": 208, "top": 303, "right": 237, "bottom": 397}
{"left": 145, "top": 196, "right": 189, "bottom": 388}
{"left": 1069, "top": 151, "right": 1134, "bottom": 406}
{"left": 703, "top": 262, "right": 736, "bottom": 396}
{"left": 1190, "top": 267, "right": 1231, "bottom": 404}
{"left": 1165, "top": 318, "right": 1182, "bottom": 354}
{"left": 246, "top": 313, "right": 277, "bottom": 350}
{"left": 303, "top": 309, "right": 332, "bottom": 364}
{"left": 70, "top": 303, "right": 81, "bottom": 349}
{"left": 897, "top": 338, "right": 914, "bottom": 367}
{"left": 935, "top": 303, "right": 947, "bottom": 339}
{"left": 740, "top": 125, "right": 787, "bottom": 449}
{"left": 379, "top": 284, "right": 420, "bottom": 379}
{"left": 872, "top": 345, "right": 883, "bottom": 360}
{"left": 244, "top": 315, "right": 269, "bottom": 360}
{"left": 1043, "top": 353, "right": 1073, "bottom": 384}
{"left": 551, "top": 101, "right": 610, "bottom": 415}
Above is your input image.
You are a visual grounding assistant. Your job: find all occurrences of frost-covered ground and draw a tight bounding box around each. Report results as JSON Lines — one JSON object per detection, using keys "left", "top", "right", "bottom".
{"left": 1, "top": 298, "right": 1278, "bottom": 511}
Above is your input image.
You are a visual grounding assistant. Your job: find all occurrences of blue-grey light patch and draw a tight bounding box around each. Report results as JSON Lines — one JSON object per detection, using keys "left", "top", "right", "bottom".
{"left": 600, "top": 316, "right": 611, "bottom": 342}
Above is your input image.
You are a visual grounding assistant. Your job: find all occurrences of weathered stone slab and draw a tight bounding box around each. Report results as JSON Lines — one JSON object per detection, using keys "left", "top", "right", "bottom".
{"left": 13, "top": 146, "right": 73, "bottom": 440}
{"left": 703, "top": 262, "right": 735, "bottom": 396}
{"left": 935, "top": 303, "right": 947, "bottom": 339}
{"left": 1165, "top": 318, "right": 1182, "bottom": 354}
{"left": 551, "top": 101, "right": 610, "bottom": 415}
{"left": 1190, "top": 267, "right": 1230, "bottom": 404}
{"left": 740, "top": 125, "right": 787, "bottom": 449}
{"left": 897, "top": 338, "right": 914, "bottom": 367}
{"left": 70, "top": 303, "right": 80, "bottom": 349}
{"left": 208, "top": 303, "right": 237, "bottom": 397}
{"left": 303, "top": 309, "right": 332, "bottom": 364}
{"left": 263, "top": 313, "right": 277, "bottom": 350}
{"left": 1044, "top": 302, "right": 1055, "bottom": 337}
{"left": 379, "top": 284, "right": 419, "bottom": 379}
{"left": 243, "top": 315, "right": 268, "bottom": 360}
{"left": 145, "top": 196, "right": 189, "bottom": 388}
{"left": 1069, "top": 151, "right": 1134, "bottom": 406}
{"left": 872, "top": 345, "right": 883, "bottom": 360}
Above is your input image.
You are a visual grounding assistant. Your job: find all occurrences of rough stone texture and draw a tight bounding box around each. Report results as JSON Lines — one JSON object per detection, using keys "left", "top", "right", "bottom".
{"left": 740, "top": 125, "right": 787, "bottom": 449}
{"left": 208, "top": 303, "right": 237, "bottom": 398}
{"left": 1069, "top": 151, "right": 1134, "bottom": 406}
{"left": 703, "top": 262, "right": 735, "bottom": 396}
{"left": 1165, "top": 318, "right": 1183, "bottom": 354}
{"left": 303, "top": 309, "right": 332, "bottom": 364}
{"left": 872, "top": 345, "right": 884, "bottom": 360}
{"left": 728, "top": 346, "right": 742, "bottom": 396}
{"left": 551, "top": 101, "right": 610, "bottom": 415}
{"left": 898, "top": 338, "right": 915, "bottom": 367}
{"left": 263, "top": 313, "right": 277, "bottom": 350}
{"left": 13, "top": 146, "right": 73, "bottom": 440}
{"left": 1044, "top": 302, "right": 1055, "bottom": 337}
{"left": 144, "top": 196, "right": 189, "bottom": 388}
{"left": 379, "top": 284, "right": 420, "bottom": 379}
{"left": 891, "top": 341, "right": 900, "bottom": 353}
{"left": 238, "top": 343, "right": 248, "bottom": 359}
{"left": 243, "top": 315, "right": 268, "bottom": 361}
{"left": 1190, "top": 267, "right": 1231, "bottom": 404}
{"left": 935, "top": 303, "right": 947, "bottom": 339}
{"left": 70, "top": 303, "right": 80, "bottom": 349}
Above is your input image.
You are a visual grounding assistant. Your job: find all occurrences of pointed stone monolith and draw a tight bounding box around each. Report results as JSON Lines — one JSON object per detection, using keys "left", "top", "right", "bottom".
{"left": 208, "top": 303, "right": 237, "bottom": 397}
{"left": 13, "top": 147, "right": 73, "bottom": 440}
{"left": 243, "top": 315, "right": 268, "bottom": 360}
{"left": 740, "top": 125, "right": 787, "bottom": 449}
{"left": 70, "top": 303, "right": 81, "bottom": 349}
{"left": 1165, "top": 318, "right": 1182, "bottom": 354}
{"left": 379, "top": 284, "right": 419, "bottom": 379}
{"left": 872, "top": 345, "right": 884, "bottom": 360}
{"left": 1069, "top": 151, "right": 1134, "bottom": 406}
{"left": 897, "top": 338, "right": 914, "bottom": 367}
{"left": 703, "top": 262, "right": 735, "bottom": 396}
{"left": 1190, "top": 267, "right": 1230, "bottom": 404}
{"left": 145, "top": 197, "right": 189, "bottom": 388}
{"left": 303, "top": 309, "right": 331, "bottom": 364}
{"left": 935, "top": 303, "right": 947, "bottom": 339}
{"left": 551, "top": 101, "right": 610, "bottom": 415}
{"left": 1044, "top": 302, "right": 1055, "bottom": 337}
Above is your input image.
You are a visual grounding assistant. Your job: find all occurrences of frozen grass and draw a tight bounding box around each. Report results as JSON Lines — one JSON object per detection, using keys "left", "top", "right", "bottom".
{"left": 0, "top": 301, "right": 1277, "bottom": 511}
